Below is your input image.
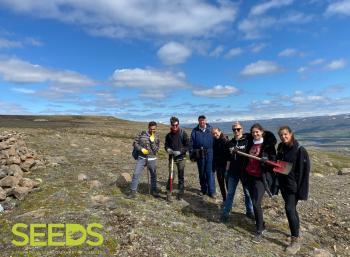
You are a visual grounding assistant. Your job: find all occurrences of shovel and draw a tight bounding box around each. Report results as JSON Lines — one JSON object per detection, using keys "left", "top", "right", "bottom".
{"left": 167, "top": 155, "right": 174, "bottom": 202}
{"left": 233, "top": 149, "right": 292, "bottom": 175}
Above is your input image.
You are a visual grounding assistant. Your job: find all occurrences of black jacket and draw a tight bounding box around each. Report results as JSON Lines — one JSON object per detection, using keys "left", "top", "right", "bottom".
{"left": 226, "top": 133, "right": 249, "bottom": 178}
{"left": 213, "top": 133, "right": 229, "bottom": 167}
{"left": 277, "top": 140, "right": 310, "bottom": 200}
{"left": 165, "top": 129, "right": 189, "bottom": 161}
{"left": 246, "top": 130, "right": 278, "bottom": 195}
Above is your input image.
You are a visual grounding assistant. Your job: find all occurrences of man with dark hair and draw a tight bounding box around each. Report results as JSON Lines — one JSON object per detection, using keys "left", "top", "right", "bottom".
{"left": 165, "top": 116, "right": 189, "bottom": 202}
{"left": 190, "top": 115, "right": 216, "bottom": 199}
{"left": 127, "top": 121, "right": 160, "bottom": 199}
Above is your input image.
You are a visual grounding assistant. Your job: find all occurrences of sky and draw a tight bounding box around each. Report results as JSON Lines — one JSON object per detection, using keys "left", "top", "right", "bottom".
{"left": 0, "top": 0, "right": 350, "bottom": 123}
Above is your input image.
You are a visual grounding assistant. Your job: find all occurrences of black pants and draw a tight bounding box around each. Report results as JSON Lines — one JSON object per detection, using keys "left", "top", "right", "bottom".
{"left": 281, "top": 191, "right": 300, "bottom": 237}
{"left": 247, "top": 175, "right": 265, "bottom": 233}
{"left": 167, "top": 159, "right": 185, "bottom": 192}
{"left": 214, "top": 164, "right": 228, "bottom": 201}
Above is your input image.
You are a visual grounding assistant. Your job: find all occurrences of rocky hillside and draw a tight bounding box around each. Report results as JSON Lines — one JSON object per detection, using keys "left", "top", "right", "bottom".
{"left": 0, "top": 115, "right": 349, "bottom": 257}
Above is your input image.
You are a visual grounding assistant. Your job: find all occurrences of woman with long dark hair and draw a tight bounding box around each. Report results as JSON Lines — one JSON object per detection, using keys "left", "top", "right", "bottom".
{"left": 277, "top": 126, "right": 310, "bottom": 255}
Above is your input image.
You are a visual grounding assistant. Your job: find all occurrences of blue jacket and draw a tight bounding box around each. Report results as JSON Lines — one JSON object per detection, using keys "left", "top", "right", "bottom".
{"left": 190, "top": 124, "right": 214, "bottom": 152}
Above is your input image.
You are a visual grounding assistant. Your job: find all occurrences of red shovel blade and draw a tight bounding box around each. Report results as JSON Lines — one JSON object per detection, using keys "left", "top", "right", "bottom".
{"left": 271, "top": 160, "right": 293, "bottom": 175}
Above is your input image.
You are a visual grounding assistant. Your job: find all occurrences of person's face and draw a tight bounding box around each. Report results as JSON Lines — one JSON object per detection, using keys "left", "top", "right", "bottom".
{"left": 198, "top": 118, "right": 206, "bottom": 128}
{"left": 252, "top": 128, "right": 263, "bottom": 140}
{"left": 148, "top": 125, "right": 157, "bottom": 134}
{"left": 232, "top": 125, "right": 243, "bottom": 138}
{"left": 212, "top": 129, "right": 221, "bottom": 139}
{"left": 279, "top": 129, "right": 293, "bottom": 144}
{"left": 170, "top": 122, "right": 179, "bottom": 132}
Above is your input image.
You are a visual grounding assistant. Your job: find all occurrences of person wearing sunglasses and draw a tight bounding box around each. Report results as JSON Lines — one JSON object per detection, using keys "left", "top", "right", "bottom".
{"left": 277, "top": 126, "right": 310, "bottom": 255}
{"left": 164, "top": 116, "right": 189, "bottom": 201}
{"left": 221, "top": 121, "right": 254, "bottom": 222}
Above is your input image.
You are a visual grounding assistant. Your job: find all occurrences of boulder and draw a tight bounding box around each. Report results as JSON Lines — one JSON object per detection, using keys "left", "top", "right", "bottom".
{"left": 91, "top": 195, "right": 111, "bottom": 205}
{"left": 0, "top": 142, "right": 10, "bottom": 150}
{"left": 117, "top": 173, "right": 132, "bottom": 186}
{"left": 78, "top": 173, "right": 88, "bottom": 181}
{"left": 89, "top": 180, "right": 102, "bottom": 190}
{"left": 0, "top": 187, "right": 6, "bottom": 201}
{"left": 12, "top": 186, "right": 31, "bottom": 200}
{"left": 338, "top": 168, "right": 350, "bottom": 175}
{"left": 8, "top": 147, "right": 16, "bottom": 156}
{"left": 20, "top": 158, "right": 35, "bottom": 172}
{"left": 19, "top": 178, "right": 40, "bottom": 189}
{"left": 9, "top": 164, "right": 24, "bottom": 177}
{"left": 7, "top": 156, "right": 21, "bottom": 165}
{"left": 311, "top": 248, "right": 333, "bottom": 257}
{"left": 0, "top": 176, "right": 20, "bottom": 188}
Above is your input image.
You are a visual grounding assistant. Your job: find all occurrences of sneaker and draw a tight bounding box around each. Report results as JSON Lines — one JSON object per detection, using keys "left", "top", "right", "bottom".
{"left": 285, "top": 236, "right": 301, "bottom": 255}
{"left": 251, "top": 232, "right": 263, "bottom": 244}
{"left": 126, "top": 190, "right": 136, "bottom": 199}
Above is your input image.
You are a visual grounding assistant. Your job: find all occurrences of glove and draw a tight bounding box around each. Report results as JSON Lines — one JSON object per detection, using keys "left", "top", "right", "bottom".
{"left": 173, "top": 151, "right": 181, "bottom": 157}
{"left": 150, "top": 133, "right": 155, "bottom": 142}
{"left": 166, "top": 148, "right": 174, "bottom": 155}
{"left": 229, "top": 147, "right": 237, "bottom": 154}
{"left": 260, "top": 156, "right": 268, "bottom": 164}
{"left": 141, "top": 148, "right": 149, "bottom": 155}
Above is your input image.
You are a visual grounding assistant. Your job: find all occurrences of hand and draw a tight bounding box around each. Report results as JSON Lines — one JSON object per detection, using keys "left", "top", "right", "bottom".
{"left": 150, "top": 133, "right": 155, "bottom": 142}
{"left": 229, "top": 147, "right": 237, "bottom": 154}
{"left": 141, "top": 148, "right": 149, "bottom": 155}
{"left": 173, "top": 151, "right": 181, "bottom": 157}
{"left": 166, "top": 148, "right": 174, "bottom": 155}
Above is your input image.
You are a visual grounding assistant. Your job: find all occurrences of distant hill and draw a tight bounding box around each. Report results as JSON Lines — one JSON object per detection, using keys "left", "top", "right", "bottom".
{"left": 185, "top": 113, "right": 350, "bottom": 151}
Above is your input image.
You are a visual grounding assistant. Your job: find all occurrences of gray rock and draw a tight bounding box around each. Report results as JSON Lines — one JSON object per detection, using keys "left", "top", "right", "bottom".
{"left": 9, "top": 164, "right": 23, "bottom": 177}
{"left": 20, "top": 157, "right": 35, "bottom": 172}
{"left": 6, "top": 156, "right": 21, "bottom": 165}
{"left": 19, "top": 178, "right": 40, "bottom": 189}
{"left": 12, "top": 186, "right": 31, "bottom": 200}
{"left": 78, "top": 173, "right": 88, "bottom": 181}
{"left": 89, "top": 180, "right": 102, "bottom": 190}
{"left": 0, "top": 142, "right": 10, "bottom": 150}
{"left": 0, "top": 187, "right": 6, "bottom": 201}
{"left": 117, "top": 173, "right": 132, "bottom": 186}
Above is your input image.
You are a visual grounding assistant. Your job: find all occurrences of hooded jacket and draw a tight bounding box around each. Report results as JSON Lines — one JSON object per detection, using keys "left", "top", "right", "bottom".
{"left": 226, "top": 133, "right": 250, "bottom": 178}
{"left": 277, "top": 140, "right": 310, "bottom": 200}
{"left": 133, "top": 130, "right": 160, "bottom": 159}
{"left": 213, "top": 133, "right": 229, "bottom": 166}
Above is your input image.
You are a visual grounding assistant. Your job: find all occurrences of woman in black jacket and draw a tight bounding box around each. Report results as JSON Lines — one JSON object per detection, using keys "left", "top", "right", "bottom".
{"left": 245, "top": 123, "right": 277, "bottom": 244}
{"left": 277, "top": 126, "right": 310, "bottom": 255}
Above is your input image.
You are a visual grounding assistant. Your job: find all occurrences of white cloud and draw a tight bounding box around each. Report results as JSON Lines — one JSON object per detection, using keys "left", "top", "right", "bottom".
{"left": 193, "top": 85, "right": 238, "bottom": 98}
{"left": 297, "top": 66, "right": 308, "bottom": 73}
{"left": 0, "top": 38, "right": 22, "bottom": 48}
{"left": 225, "top": 47, "right": 243, "bottom": 58}
{"left": 0, "top": 58, "right": 96, "bottom": 86}
{"left": 240, "top": 60, "right": 282, "bottom": 76}
{"left": 250, "top": 0, "right": 294, "bottom": 16}
{"left": 157, "top": 42, "right": 192, "bottom": 65}
{"left": 209, "top": 45, "right": 224, "bottom": 57}
{"left": 11, "top": 87, "right": 35, "bottom": 94}
{"left": 326, "top": 0, "right": 350, "bottom": 16}
{"left": 0, "top": 0, "right": 238, "bottom": 38}
{"left": 112, "top": 68, "right": 188, "bottom": 98}
{"left": 250, "top": 43, "right": 267, "bottom": 53}
{"left": 325, "top": 59, "right": 347, "bottom": 70}
{"left": 309, "top": 58, "right": 325, "bottom": 65}
{"left": 278, "top": 48, "right": 297, "bottom": 57}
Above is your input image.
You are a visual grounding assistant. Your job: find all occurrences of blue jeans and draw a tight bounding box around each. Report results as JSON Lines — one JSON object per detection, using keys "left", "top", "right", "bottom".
{"left": 196, "top": 152, "right": 215, "bottom": 196}
{"left": 223, "top": 175, "right": 253, "bottom": 216}
{"left": 130, "top": 157, "right": 157, "bottom": 191}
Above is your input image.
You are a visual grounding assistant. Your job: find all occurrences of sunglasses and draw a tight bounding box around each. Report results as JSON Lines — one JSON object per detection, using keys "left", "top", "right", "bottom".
{"left": 232, "top": 128, "right": 242, "bottom": 132}
{"left": 171, "top": 124, "right": 179, "bottom": 127}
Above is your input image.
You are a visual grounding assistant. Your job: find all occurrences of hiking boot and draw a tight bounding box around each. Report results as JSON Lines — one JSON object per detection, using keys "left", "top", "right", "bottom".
{"left": 166, "top": 192, "right": 173, "bottom": 202}
{"left": 151, "top": 189, "right": 160, "bottom": 198}
{"left": 126, "top": 190, "right": 136, "bottom": 199}
{"left": 252, "top": 231, "right": 264, "bottom": 244}
{"left": 176, "top": 191, "right": 184, "bottom": 200}
{"left": 246, "top": 212, "right": 255, "bottom": 220}
{"left": 220, "top": 214, "right": 229, "bottom": 223}
{"left": 285, "top": 236, "right": 301, "bottom": 255}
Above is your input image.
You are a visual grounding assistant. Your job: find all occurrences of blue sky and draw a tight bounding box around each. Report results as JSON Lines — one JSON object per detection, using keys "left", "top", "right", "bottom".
{"left": 0, "top": 0, "right": 349, "bottom": 123}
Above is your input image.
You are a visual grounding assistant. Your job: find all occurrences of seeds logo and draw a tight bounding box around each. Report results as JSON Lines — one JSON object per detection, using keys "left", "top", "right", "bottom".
{"left": 12, "top": 223, "right": 104, "bottom": 247}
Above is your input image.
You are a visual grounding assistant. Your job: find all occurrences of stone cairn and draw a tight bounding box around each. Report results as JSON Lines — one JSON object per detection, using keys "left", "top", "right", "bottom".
{"left": 0, "top": 132, "right": 44, "bottom": 210}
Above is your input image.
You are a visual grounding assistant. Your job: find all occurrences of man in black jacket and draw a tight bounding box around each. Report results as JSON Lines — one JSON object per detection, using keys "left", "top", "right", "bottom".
{"left": 165, "top": 117, "right": 189, "bottom": 201}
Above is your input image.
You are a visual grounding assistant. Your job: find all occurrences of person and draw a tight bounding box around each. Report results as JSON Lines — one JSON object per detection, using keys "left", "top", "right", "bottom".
{"left": 127, "top": 121, "right": 160, "bottom": 199}
{"left": 221, "top": 121, "right": 254, "bottom": 222}
{"left": 189, "top": 115, "right": 216, "bottom": 198}
{"left": 164, "top": 116, "right": 189, "bottom": 202}
{"left": 277, "top": 126, "right": 310, "bottom": 255}
{"left": 245, "top": 123, "right": 278, "bottom": 243}
{"left": 212, "top": 128, "right": 229, "bottom": 202}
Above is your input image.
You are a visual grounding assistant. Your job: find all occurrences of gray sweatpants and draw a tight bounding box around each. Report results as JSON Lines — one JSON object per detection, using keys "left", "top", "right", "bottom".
{"left": 130, "top": 157, "right": 157, "bottom": 191}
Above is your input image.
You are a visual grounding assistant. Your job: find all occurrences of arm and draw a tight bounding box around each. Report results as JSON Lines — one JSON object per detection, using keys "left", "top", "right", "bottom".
{"left": 297, "top": 147, "right": 310, "bottom": 200}
{"left": 133, "top": 132, "right": 143, "bottom": 151}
